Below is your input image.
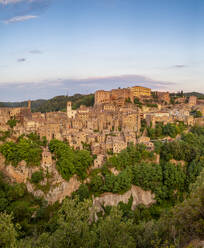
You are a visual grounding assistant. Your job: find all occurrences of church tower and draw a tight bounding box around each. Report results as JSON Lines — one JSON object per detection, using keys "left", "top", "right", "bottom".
{"left": 28, "top": 100, "right": 31, "bottom": 110}
{"left": 67, "top": 101, "right": 76, "bottom": 118}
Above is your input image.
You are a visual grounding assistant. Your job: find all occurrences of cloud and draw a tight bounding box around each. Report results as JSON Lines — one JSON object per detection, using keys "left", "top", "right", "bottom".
{"left": 0, "top": 0, "right": 24, "bottom": 4}
{"left": 4, "top": 15, "right": 37, "bottom": 23}
{"left": 29, "top": 49, "right": 43, "bottom": 54}
{"left": 172, "top": 65, "right": 187, "bottom": 69}
{"left": 0, "top": 0, "right": 47, "bottom": 5}
{"left": 17, "top": 58, "right": 26, "bottom": 62}
{"left": 1, "top": 0, "right": 51, "bottom": 23}
{"left": 0, "top": 74, "right": 177, "bottom": 101}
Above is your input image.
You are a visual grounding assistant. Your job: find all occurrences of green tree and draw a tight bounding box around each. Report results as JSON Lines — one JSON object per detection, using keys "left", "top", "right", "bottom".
{"left": 96, "top": 207, "right": 135, "bottom": 248}
{"left": 0, "top": 213, "right": 18, "bottom": 248}
{"left": 48, "top": 197, "right": 96, "bottom": 248}
{"left": 31, "top": 171, "right": 44, "bottom": 184}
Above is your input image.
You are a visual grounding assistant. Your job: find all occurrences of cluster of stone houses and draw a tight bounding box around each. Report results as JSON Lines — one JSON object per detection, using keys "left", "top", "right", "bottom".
{"left": 0, "top": 87, "right": 203, "bottom": 160}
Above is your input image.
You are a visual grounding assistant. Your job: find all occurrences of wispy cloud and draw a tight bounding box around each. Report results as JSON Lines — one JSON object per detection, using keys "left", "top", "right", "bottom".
{"left": 1, "top": 0, "right": 51, "bottom": 23}
{"left": 0, "top": 74, "right": 177, "bottom": 101}
{"left": 172, "top": 65, "right": 187, "bottom": 69}
{"left": 29, "top": 49, "right": 43, "bottom": 54}
{"left": 4, "top": 15, "right": 37, "bottom": 23}
{"left": 0, "top": 0, "right": 24, "bottom": 4}
{"left": 17, "top": 58, "right": 26, "bottom": 62}
{"left": 0, "top": 0, "right": 47, "bottom": 5}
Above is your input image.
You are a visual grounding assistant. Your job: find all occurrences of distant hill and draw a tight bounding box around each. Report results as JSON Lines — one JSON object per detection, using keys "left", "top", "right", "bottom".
{"left": 0, "top": 94, "right": 94, "bottom": 113}
{"left": 184, "top": 92, "right": 204, "bottom": 99}
{"left": 0, "top": 99, "right": 46, "bottom": 109}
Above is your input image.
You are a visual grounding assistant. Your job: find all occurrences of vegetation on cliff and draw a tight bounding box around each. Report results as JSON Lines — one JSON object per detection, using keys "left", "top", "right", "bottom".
{"left": 49, "top": 139, "right": 93, "bottom": 181}
{"left": 80, "top": 144, "right": 187, "bottom": 204}
{"left": 0, "top": 173, "right": 59, "bottom": 240}
{"left": 0, "top": 127, "right": 204, "bottom": 247}
{"left": 6, "top": 116, "right": 19, "bottom": 129}
{"left": 146, "top": 122, "right": 186, "bottom": 139}
{"left": 0, "top": 134, "right": 45, "bottom": 167}
{"left": 0, "top": 169, "right": 204, "bottom": 247}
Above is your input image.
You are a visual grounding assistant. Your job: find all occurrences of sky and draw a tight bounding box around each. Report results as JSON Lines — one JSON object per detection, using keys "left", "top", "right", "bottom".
{"left": 0, "top": 0, "right": 204, "bottom": 101}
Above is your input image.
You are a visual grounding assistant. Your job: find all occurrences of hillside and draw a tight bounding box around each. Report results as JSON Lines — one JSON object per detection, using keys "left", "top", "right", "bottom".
{"left": 0, "top": 93, "right": 95, "bottom": 113}
{"left": 0, "top": 125, "right": 204, "bottom": 247}
{"left": 184, "top": 92, "right": 204, "bottom": 99}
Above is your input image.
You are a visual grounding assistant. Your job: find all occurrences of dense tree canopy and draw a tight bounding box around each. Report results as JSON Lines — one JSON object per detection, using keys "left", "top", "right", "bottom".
{"left": 49, "top": 139, "right": 93, "bottom": 181}
{"left": 147, "top": 122, "right": 186, "bottom": 139}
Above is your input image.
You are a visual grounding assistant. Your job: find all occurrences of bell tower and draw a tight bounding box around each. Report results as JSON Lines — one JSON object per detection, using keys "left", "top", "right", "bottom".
{"left": 67, "top": 101, "right": 76, "bottom": 118}
{"left": 28, "top": 100, "right": 31, "bottom": 110}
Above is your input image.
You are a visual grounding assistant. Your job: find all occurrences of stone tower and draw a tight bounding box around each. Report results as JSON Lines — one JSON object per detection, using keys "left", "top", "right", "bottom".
{"left": 28, "top": 100, "right": 31, "bottom": 110}
{"left": 67, "top": 101, "right": 76, "bottom": 118}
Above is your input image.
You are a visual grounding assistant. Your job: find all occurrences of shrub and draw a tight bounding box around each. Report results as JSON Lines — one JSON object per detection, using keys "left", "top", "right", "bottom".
{"left": 31, "top": 171, "right": 44, "bottom": 184}
{"left": 0, "top": 137, "right": 42, "bottom": 167}
{"left": 6, "top": 117, "right": 18, "bottom": 128}
{"left": 49, "top": 139, "right": 93, "bottom": 181}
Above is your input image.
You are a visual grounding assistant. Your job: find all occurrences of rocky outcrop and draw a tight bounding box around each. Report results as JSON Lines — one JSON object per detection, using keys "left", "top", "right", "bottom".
{"left": 46, "top": 176, "right": 81, "bottom": 203}
{"left": 6, "top": 162, "right": 81, "bottom": 204}
{"left": 93, "top": 185, "right": 155, "bottom": 211}
{"left": 185, "top": 240, "right": 204, "bottom": 248}
{"left": 0, "top": 153, "right": 81, "bottom": 204}
{"left": 26, "top": 175, "right": 81, "bottom": 204}
{"left": 170, "top": 159, "right": 186, "bottom": 167}
{"left": 3, "top": 161, "right": 31, "bottom": 184}
{"left": 0, "top": 153, "right": 155, "bottom": 207}
{"left": 0, "top": 154, "right": 5, "bottom": 170}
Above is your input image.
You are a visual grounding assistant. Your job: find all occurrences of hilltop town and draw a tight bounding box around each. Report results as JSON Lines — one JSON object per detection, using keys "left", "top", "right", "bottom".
{"left": 1, "top": 85, "right": 204, "bottom": 248}
{"left": 1, "top": 85, "right": 204, "bottom": 168}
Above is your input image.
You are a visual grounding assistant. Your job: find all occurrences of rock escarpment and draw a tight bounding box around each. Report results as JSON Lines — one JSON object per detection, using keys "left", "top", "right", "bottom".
{"left": 93, "top": 185, "right": 155, "bottom": 211}
{"left": 0, "top": 153, "right": 155, "bottom": 208}
{"left": 0, "top": 153, "right": 81, "bottom": 204}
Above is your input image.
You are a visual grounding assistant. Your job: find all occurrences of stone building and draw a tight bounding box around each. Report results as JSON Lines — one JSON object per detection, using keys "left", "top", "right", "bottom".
{"left": 94, "top": 86, "right": 151, "bottom": 105}
{"left": 0, "top": 85, "right": 198, "bottom": 158}
{"left": 155, "top": 91, "right": 170, "bottom": 104}
{"left": 175, "top": 97, "right": 186, "bottom": 104}
{"left": 67, "top": 101, "right": 77, "bottom": 118}
{"left": 145, "top": 112, "right": 171, "bottom": 128}
{"left": 188, "top": 96, "right": 197, "bottom": 106}
{"left": 130, "top": 86, "right": 151, "bottom": 98}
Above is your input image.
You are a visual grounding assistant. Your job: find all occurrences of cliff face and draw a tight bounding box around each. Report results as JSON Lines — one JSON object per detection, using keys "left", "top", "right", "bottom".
{"left": 93, "top": 185, "right": 155, "bottom": 211}
{"left": 0, "top": 154, "right": 155, "bottom": 207}
{"left": 0, "top": 153, "right": 81, "bottom": 204}
{"left": 26, "top": 175, "right": 81, "bottom": 204}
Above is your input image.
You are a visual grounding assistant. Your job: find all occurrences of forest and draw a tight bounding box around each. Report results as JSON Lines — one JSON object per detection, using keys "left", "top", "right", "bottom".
{"left": 0, "top": 126, "right": 204, "bottom": 247}
{"left": 0, "top": 94, "right": 95, "bottom": 113}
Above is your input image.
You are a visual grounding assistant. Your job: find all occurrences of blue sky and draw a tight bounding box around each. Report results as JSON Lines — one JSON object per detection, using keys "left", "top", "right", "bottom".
{"left": 0, "top": 0, "right": 203, "bottom": 101}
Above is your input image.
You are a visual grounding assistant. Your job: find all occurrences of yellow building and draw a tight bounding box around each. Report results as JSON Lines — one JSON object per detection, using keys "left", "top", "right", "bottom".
{"left": 130, "top": 86, "right": 151, "bottom": 98}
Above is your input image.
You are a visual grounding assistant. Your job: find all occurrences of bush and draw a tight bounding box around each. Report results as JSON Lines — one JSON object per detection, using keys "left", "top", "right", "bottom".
{"left": 106, "top": 143, "right": 154, "bottom": 170}
{"left": 6, "top": 117, "right": 18, "bottom": 128}
{"left": 49, "top": 139, "right": 93, "bottom": 181}
{"left": 0, "top": 136, "right": 42, "bottom": 167}
{"left": 72, "top": 184, "right": 90, "bottom": 201}
{"left": 147, "top": 122, "right": 186, "bottom": 139}
{"left": 31, "top": 171, "right": 44, "bottom": 184}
